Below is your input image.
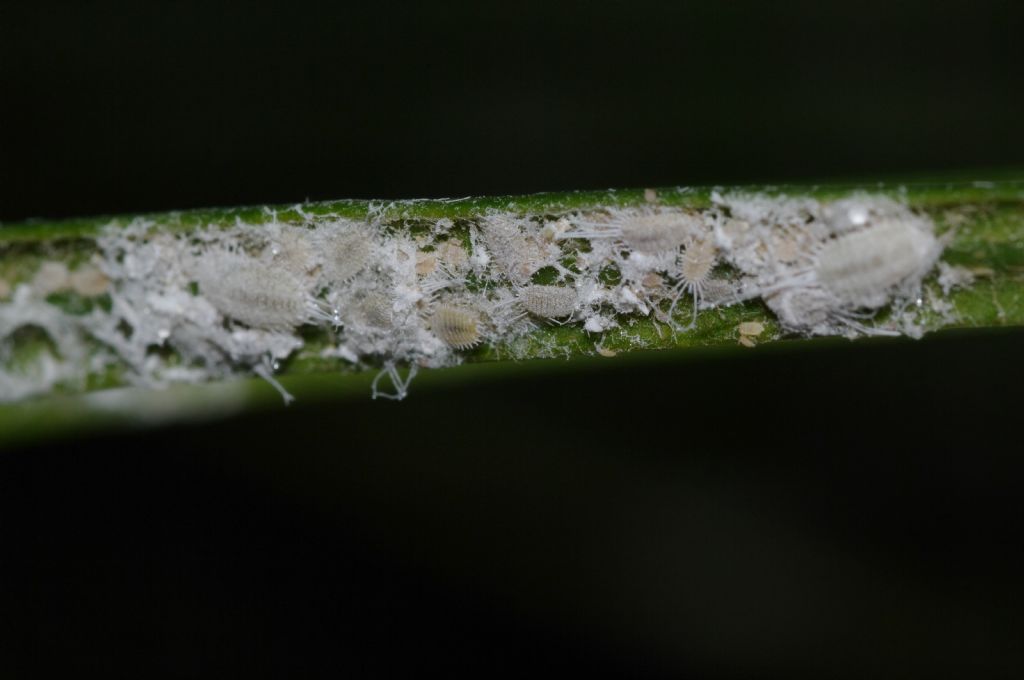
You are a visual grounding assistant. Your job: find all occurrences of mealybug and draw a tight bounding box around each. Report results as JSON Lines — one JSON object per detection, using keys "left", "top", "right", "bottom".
{"left": 815, "top": 217, "right": 940, "bottom": 309}
{"left": 518, "top": 285, "right": 578, "bottom": 320}
{"left": 317, "top": 222, "right": 375, "bottom": 285}
{"left": 668, "top": 236, "right": 718, "bottom": 330}
{"left": 764, "top": 210, "right": 942, "bottom": 334}
{"left": 193, "top": 250, "right": 336, "bottom": 330}
{"left": 430, "top": 304, "right": 482, "bottom": 350}
{"left": 560, "top": 208, "right": 701, "bottom": 255}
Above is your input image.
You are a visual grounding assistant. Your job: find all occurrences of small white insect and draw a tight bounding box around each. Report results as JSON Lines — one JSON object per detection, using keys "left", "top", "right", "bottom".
{"left": 430, "top": 303, "right": 482, "bottom": 350}
{"left": 315, "top": 221, "right": 375, "bottom": 285}
{"left": 476, "top": 215, "right": 549, "bottom": 284}
{"left": 354, "top": 290, "right": 395, "bottom": 328}
{"left": 761, "top": 210, "right": 943, "bottom": 335}
{"left": 193, "top": 250, "right": 337, "bottom": 331}
{"left": 668, "top": 236, "right": 718, "bottom": 330}
{"left": 816, "top": 217, "right": 940, "bottom": 309}
{"left": 560, "top": 208, "right": 704, "bottom": 255}
{"left": 267, "top": 227, "right": 317, "bottom": 278}
{"left": 518, "top": 284, "right": 578, "bottom": 320}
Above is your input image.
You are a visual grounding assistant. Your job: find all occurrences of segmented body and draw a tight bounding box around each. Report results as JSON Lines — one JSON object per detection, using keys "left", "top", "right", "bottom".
{"left": 478, "top": 216, "right": 547, "bottom": 283}
{"left": 319, "top": 223, "right": 374, "bottom": 284}
{"left": 619, "top": 213, "right": 691, "bottom": 254}
{"left": 431, "top": 304, "right": 482, "bottom": 349}
{"left": 196, "top": 252, "right": 313, "bottom": 330}
{"left": 679, "top": 237, "right": 716, "bottom": 289}
{"left": 519, "top": 285, "right": 577, "bottom": 319}
{"left": 816, "top": 219, "right": 939, "bottom": 308}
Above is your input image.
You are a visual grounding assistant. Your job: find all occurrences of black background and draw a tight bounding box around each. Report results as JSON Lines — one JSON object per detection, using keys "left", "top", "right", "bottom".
{"left": 2, "top": 1, "right": 1024, "bottom": 677}
{"left": 3, "top": 1, "right": 1024, "bottom": 221}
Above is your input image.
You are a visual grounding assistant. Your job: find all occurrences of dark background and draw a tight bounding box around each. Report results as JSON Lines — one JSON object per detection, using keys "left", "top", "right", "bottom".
{"left": 2, "top": 0, "right": 1024, "bottom": 221}
{"left": 2, "top": 1, "right": 1024, "bottom": 677}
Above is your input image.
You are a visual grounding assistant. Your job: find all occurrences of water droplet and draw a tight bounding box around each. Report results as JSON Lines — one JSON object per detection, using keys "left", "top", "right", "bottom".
{"left": 848, "top": 207, "right": 868, "bottom": 226}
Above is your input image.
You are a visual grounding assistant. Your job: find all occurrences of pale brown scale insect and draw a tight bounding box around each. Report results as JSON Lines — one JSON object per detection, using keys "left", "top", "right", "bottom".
{"left": 69, "top": 264, "right": 111, "bottom": 297}
{"left": 640, "top": 271, "right": 665, "bottom": 292}
{"left": 431, "top": 304, "right": 482, "bottom": 350}
{"left": 738, "top": 321, "right": 765, "bottom": 337}
{"left": 415, "top": 252, "right": 438, "bottom": 276}
{"left": 737, "top": 320, "right": 766, "bottom": 348}
{"left": 31, "top": 261, "right": 71, "bottom": 296}
{"left": 518, "top": 285, "right": 578, "bottom": 319}
{"left": 436, "top": 240, "right": 469, "bottom": 270}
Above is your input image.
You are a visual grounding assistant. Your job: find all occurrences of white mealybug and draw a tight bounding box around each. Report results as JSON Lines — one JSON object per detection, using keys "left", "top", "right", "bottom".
{"left": 560, "top": 208, "right": 701, "bottom": 255}
{"left": 354, "top": 290, "right": 395, "bottom": 329}
{"left": 193, "top": 250, "right": 337, "bottom": 330}
{"left": 476, "top": 214, "right": 549, "bottom": 284}
{"left": 816, "top": 217, "right": 939, "bottom": 308}
{"left": 315, "top": 221, "right": 375, "bottom": 285}
{"left": 518, "top": 284, "right": 578, "bottom": 320}
{"left": 267, "top": 227, "right": 317, "bottom": 278}
{"left": 668, "top": 235, "right": 718, "bottom": 330}
{"left": 430, "top": 303, "right": 482, "bottom": 350}
{"left": 763, "top": 209, "right": 943, "bottom": 335}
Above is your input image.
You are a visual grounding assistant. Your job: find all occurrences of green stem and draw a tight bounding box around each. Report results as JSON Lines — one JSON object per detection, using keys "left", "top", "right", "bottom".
{"left": 2, "top": 178, "right": 1023, "bottom": 435}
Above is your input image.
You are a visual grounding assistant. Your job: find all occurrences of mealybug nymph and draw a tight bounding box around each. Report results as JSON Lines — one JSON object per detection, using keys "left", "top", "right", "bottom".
{"left": 668, "top": 236, "right": 718, "bottom": 330}
{"left": 518, "top": 285, "right": 578, "bottom": 320}
{"left": 560, "top": 208, "right": 701, "bottom": 255}
{"left": 477, "top": 215, "right": 549, "bottom": 284}
{"left": 430, "top": 304, "right": 482, "bottom": 350}
{"left": 316, "top": 222, "right": 375, "bottom": 285}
